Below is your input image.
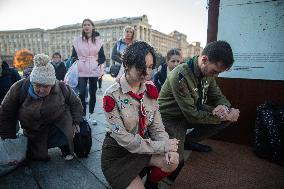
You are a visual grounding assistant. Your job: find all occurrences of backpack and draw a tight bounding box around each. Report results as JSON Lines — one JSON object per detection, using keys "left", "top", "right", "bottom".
{"left": 110, "top": 63, "right": 121, "bottom": 78}
{"left": 73, "top": 119, "right": 92, "bottom": 158}
{"left": 19, "top": 79, "right": 92, "bottom": 158}
{"left": 110, "top": 40, "right": 124, "bottom": 78}
{"left": 254, "top": 103, "right": 284, "bottom": 162}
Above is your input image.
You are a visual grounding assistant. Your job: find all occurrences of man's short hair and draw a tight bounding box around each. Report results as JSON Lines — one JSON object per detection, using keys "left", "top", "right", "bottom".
{"left": 202, "top": 41, "right": 234, "bottom": 68}
{"left": 52, "top": 52, "right": 61, "bottom": 59}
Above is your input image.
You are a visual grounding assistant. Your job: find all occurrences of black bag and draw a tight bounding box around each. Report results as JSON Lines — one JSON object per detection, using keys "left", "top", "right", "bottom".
{"left": 254, "top": 103, "right": 284, "bottom": 162}
{"left": 110, "top": 63, "right": 121, "bottom": 78}
{"left": 73, "top": 119, "right": 92, "bottom": 158}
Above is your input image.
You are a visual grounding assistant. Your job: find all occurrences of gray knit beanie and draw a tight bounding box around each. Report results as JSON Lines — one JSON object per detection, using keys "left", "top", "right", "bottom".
{"left": 30, "top": 54, "right": 56, "bottom": 85}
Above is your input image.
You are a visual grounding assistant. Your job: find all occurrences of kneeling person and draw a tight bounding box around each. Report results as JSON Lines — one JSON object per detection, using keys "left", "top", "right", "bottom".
{"left": 101, "top": 41, "right": 179, "bottom": 189}
{"left": 0, "top": 54, "right": 83, "bottom": 161}
{"left": 158, "top": 41, "right": 240, "bottom": 179}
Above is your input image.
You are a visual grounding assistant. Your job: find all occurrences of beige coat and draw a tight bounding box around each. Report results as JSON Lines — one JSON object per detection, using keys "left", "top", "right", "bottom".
{"left": 0, "top": 79, "right": 83, "bottom": 160}
{"left": 104, "top": 74, "right": 169, "bottom": 154}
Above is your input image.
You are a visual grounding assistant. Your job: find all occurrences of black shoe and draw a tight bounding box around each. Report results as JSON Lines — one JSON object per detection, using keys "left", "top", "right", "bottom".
{"left": 144, "top": 179, "right": 159, "bottom": 189}
{"left": 139, "top": 167, "right": 151, "bottom": 178}
{"left": 184, "top": 141, "right": 212, "bottom": 152}
{"left": 167, "top": 161, "right": 184, "bottom": 181}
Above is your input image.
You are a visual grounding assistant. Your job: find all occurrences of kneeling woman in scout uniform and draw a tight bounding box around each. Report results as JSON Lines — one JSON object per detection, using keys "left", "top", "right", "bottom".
{"left": 101, "top": 41, "right": 179, "bottom": 189}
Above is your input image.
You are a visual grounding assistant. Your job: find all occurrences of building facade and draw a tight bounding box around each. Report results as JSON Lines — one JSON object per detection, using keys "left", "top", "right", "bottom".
{"left": 0, "top": 15, "right": 202, "bottom": 67}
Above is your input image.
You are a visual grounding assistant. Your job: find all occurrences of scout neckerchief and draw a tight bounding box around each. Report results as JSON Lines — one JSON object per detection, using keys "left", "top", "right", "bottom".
{"left": 127, "top": 91, "right": 146, "bottom": 137}
{"left": 187, "top": 57, "right": 204, "bottom": 110}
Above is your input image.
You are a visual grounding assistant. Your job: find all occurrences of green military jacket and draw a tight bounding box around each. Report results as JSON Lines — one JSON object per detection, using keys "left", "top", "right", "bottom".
{"left": 158, "top": 56, "right": 231, "bottom": 125}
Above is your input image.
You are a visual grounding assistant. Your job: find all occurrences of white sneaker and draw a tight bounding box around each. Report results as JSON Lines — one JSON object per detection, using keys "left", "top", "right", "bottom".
{"left": 89, "top": 118, "right": 97, "bottom": 125}
{"left": 64, "top": 154, "right": 74, "bottom": 161}
{"left": 88, "top": 114, "right": 97, "bottom": 125}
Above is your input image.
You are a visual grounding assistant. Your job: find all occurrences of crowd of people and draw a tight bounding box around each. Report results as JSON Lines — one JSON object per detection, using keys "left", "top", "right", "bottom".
{"left": 0, "top": 18, "right": 240, "bottom": 189}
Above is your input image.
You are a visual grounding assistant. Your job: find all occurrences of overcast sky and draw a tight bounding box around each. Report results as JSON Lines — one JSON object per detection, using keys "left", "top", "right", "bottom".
{"left": 0, "top": 0, "right": 208, "bottom": 46}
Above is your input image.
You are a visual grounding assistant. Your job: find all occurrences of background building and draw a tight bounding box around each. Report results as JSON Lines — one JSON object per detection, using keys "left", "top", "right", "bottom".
{"left": 0, "top": 15, "right": 203, "bottom": 67}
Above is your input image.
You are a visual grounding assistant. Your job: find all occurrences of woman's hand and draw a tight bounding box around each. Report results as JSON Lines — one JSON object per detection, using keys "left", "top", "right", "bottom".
{"left": 165, "top": 151, "right": 179, "bottom": 165}
{"left": 73, "top": 123, "right": 80, "bottom": 137}
{"left": 164, "top": 138, "right": 179, "bottom": 152}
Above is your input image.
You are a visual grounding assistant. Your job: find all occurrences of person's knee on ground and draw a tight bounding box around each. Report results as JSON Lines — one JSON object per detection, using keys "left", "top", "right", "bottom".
{"left": 146, "top": 153, "right": 179, "bottom": 185}
{"left": 127, "top": 176, "right": 145, "bottom": 189}
{"left": 184, "top": 122, "right": 232, "bottom": 152}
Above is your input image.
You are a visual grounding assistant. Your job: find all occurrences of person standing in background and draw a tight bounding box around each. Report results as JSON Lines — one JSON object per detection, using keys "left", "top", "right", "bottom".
{"left": 97, "top": 64, "right": 104, "bottom": 93}
{"left": 71, "top": 18, "right": 106, "bottom": 125}
{"left": 51, "top": 52, "right": 67, "bottom": 81}
{"left": 0, "top": 59, "right": 21, "bottom": 103}
{"left": 111, "top": 25, "right": 136, "bottom": 80}
{"left": 153, "top": 48, "right": 182, "bottom": 92}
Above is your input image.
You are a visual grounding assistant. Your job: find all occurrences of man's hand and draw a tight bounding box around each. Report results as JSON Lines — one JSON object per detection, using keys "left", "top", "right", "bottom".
{"left": 225, "top": 108, "right": 240, "bottom": 122}
{"left": 164, "top": 138, "right": 179, "bottom": 152}
{"left": 212, "top": 105, "right": 230, "bottom": 121}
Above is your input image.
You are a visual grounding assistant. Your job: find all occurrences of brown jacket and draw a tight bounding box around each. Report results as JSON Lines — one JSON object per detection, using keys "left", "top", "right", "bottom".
{"left": 0, "top": 79, "right": 83, "bottom": 160}
{"left": 104, "top": 74, "right": 169, "bottom": 154}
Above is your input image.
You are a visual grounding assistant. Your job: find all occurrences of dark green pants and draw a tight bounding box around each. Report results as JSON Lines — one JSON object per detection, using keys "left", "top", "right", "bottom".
{"left": 163, "top": 117, "right": 230, "bottom": 162}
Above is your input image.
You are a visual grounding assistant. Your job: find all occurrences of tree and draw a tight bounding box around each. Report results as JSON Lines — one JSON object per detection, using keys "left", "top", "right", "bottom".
{"left": 13, "top": 49, "right": 34, "bottom": 70}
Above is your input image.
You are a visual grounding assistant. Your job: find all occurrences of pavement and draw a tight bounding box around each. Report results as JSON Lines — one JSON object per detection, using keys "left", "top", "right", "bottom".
{"left": 0, "top": 74, "right": 173, "bottom": 189}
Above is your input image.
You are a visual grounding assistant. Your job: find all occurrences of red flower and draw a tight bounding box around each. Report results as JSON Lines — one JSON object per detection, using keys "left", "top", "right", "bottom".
{"left": 103, "top": 96, "right": 115, "bottom": 112}
{"left": 146, "top": 83, "right": 159, "bottom": 99}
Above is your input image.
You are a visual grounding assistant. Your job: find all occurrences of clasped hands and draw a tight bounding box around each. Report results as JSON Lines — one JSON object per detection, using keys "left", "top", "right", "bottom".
{"left": 212, "top": 105, "right": 240, "bottom": 122}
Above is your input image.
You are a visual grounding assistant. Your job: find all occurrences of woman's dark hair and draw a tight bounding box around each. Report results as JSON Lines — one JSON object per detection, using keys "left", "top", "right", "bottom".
{"left": 202, "top": 40, "right": 234, "bottom": 68}
{"left": 82, "top": 18, "right": 97, "bottom": 43}
{"left": 122, "top": 41, "right": 156, "bottom": 76}
{"left": 166, "top": 48, "right": 181, "bottom": 61}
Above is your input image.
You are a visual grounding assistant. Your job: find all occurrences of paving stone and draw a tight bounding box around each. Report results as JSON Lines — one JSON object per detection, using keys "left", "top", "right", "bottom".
{"left": 91, "top": 124, "right": 106, "bottom": 135}
{"left": 78, "top": 150, "right": 110, "bottom": 189}
{"left": 94, "top": 133, "right": 106, "bottom": 143}
{"left": 90, "top": 138, "right": 103, "bottom": 152}
{"left": 0, "top": 166, "right": 39, "bottom": 189}
{"left": 29, "top": 149, "right": 106, "bottom": 189}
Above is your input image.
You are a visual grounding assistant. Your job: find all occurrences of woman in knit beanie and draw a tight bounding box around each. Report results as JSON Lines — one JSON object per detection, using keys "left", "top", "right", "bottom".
{"left": 29, "top": 54, "right": 56, "bottom": 97}
{"left": 0, "top": 53, "right": 83, "bottom": 162}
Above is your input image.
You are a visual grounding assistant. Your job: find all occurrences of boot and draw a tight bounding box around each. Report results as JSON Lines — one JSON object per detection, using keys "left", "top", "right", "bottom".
{"left": 184, "top": 141, "right": 212, "bottom": 152}
{"left": 144, "top": 178, "right": 159, "bottom": 189}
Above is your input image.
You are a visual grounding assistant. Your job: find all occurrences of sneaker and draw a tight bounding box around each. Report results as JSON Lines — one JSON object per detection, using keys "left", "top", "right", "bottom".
{"left": 88, "top": 114, "right": 97, "bottom": 125}
{"left": 60, "top": 145, "right": 74, "bottom": 161}
{"left": 63, "top": 154, "right": 74, "bottom": 161}
{"left": 89, "top": 118, "right": 97, "bottom": 125}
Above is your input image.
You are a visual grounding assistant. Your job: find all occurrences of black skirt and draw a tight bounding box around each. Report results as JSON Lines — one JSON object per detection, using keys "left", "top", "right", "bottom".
{"left": 101, "top": 134, "right": 152, "bottom": 189}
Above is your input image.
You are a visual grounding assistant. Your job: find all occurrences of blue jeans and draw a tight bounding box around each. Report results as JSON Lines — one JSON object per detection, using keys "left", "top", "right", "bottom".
{"left": 78, "top": 77, "right": 98, "bottom": 116}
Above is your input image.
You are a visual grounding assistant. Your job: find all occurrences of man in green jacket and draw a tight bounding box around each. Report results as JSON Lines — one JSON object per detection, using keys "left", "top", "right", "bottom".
{"left": 158, "top": 41, "right": 240, "bottom": 179}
